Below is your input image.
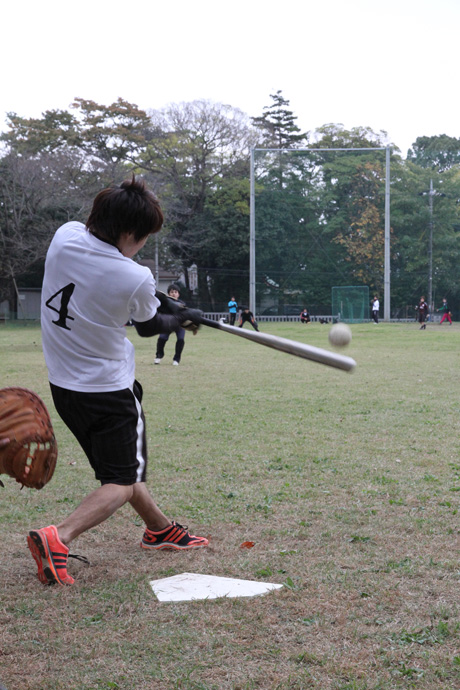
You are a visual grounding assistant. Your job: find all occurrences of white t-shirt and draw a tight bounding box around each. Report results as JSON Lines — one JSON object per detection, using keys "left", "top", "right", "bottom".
{"left": 373, "top": 299, "right": 380, "bottom": 311}
{"left": 41, "top": 221, "right": 160, "bottom": 392}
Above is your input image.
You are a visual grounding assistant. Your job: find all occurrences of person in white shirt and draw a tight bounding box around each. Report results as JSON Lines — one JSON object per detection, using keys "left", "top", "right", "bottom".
{"left": 27, "top": 176, "right": 208, "bottom": 587}
{"left": 371, "top": 296, "right": 380, "bottom": 324}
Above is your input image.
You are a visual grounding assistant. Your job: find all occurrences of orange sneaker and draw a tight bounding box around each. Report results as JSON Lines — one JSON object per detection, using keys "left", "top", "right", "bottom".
{"left": 27, "top": 525, "right": 75, "bottom": 585}
{"left": 141, "top": 521, "right": 209, "bottom": 551}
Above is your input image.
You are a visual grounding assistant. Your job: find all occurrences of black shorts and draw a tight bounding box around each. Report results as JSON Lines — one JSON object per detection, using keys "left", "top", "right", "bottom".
{"left": 50, "top": 381, "right": 147, "bottom": 486}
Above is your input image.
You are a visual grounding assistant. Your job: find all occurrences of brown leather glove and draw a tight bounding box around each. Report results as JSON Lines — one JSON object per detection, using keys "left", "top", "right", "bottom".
{"left": 0, "top": 388, "right": 58, "bottom": 489}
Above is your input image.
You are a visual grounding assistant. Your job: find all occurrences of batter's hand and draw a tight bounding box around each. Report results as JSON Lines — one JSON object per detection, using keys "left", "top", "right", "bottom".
{"left": 178, "top": 308, "right": 203, "bottom": 334}
{"left": 155, "top": 291, "right": 202, "bottom": 334}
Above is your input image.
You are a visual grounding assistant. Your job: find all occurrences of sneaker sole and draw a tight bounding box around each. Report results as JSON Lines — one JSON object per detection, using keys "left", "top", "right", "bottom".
{"left": 28, "top": 531, "right": 73, "bottom": 586}
{"left": 26, "top": 536, "right": 50, "bottom": 584}
{"left": 27, "top": 533, "right": 60, "bottom": 585}
{"left": 140, "top": 541, "right": 208, "bottom": 551}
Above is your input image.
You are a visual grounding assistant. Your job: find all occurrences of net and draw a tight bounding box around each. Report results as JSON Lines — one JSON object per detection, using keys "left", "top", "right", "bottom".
{"left": 251, "top": 147, "right": 388, "bottom": 317}
{"left": 332, "top": 286, "right": 370, "bottom": 323}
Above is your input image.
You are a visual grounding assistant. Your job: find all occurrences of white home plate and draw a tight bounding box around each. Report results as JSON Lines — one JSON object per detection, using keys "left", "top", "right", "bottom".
{"left": 149, "top": 572, "right": 283, "bottom": 602}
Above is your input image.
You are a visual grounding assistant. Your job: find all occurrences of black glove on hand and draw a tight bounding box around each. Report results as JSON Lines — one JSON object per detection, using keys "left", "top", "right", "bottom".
{"left": 178, "top": 308, "right": 203, "bottom": 334}
{"left": 155, "top": 291, "right": 202, "bottom": 333}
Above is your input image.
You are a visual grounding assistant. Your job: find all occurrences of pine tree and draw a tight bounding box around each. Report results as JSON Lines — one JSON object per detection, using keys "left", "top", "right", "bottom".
{"left": 251, "top": 90, "right": 308, "bottom": 148}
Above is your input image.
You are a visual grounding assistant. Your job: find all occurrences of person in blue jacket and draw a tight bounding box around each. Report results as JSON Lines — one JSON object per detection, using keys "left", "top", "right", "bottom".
{"left": 228, "top": 296, "right": 238, "bottom": 326}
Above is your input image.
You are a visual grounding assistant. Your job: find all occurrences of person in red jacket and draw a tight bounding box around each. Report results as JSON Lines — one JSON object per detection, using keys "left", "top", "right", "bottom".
{"left": 437, "top": 297, "right": 453, "bottom": 325}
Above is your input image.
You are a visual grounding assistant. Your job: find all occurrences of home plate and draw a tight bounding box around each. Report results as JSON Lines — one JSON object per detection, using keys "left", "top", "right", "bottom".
{"left": 149, "top": 572, "right": 283, "bottom": 602}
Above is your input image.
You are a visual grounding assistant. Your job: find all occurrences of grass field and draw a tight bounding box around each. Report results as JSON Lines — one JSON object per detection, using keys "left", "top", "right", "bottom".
{"left": 1, "top": 320, "right": 459, "bottom": 690}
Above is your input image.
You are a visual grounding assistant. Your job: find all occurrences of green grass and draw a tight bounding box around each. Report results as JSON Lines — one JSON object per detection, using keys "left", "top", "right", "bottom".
{"left": 1, "top": 320, "right": 460, "bottom": 689}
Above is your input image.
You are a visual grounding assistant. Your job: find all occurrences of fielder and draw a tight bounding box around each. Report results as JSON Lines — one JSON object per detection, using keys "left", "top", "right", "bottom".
{"left": 238, "top": 307, "right": 259, "bottom": 332}
{"left": 154, "top": 284, "right": 187, "bottom": 366}
{"left": 437, "top": 297, "right": 453, "bottom": 325}
{"left": 416, "top": 296, "right": 429, "bottom": 330}
{"left": 28, "top": 176, "right": 208, "bottom": 587}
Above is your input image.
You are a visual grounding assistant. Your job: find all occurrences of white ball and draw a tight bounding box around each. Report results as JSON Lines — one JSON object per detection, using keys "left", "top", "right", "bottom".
{"left": 328, "top": 323, "right": 352, "bottom": 348}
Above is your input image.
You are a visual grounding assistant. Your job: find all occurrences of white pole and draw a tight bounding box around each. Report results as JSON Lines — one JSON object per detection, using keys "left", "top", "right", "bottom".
{"left": 384, "top": 146, "right": 391, "bottom": 321}
{"left": 249, "top": 148, "right": 256, "bottom": 314}
{"left": 154, "top": 234, "right": 159, "bottom": 286}
{"left": 428, "top": 178, "right": 433, "bottom": 314}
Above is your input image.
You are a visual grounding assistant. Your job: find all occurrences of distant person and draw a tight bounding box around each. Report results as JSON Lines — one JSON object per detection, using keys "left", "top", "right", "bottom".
{"left": 300, "top": 307, "right": 311, "bottom": 324}
{"left": 371, "top": 296, "right": 379, "bottom": 324}
{"left": 154, "top": 284, "right": 187, "bottom": 366}
{"left": 416, "top": 296, "right": 429, "bottom": 330}
{"left": 228, "top": 296, "right": 238, "bottom": 326}
{"left": 437, "top": 297, "right": 453, "bottom": 325}
{"left": 238, "top": 307, "right": 259, "bottom": 331}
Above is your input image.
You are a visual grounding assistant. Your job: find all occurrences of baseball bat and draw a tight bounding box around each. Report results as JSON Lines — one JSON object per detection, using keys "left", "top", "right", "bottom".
{"left": 200, "top": 318, "right": 356, "bottom": 372}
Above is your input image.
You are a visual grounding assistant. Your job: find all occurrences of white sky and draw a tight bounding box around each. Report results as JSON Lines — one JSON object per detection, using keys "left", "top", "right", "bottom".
{"left": 2, "top": 0, "right": 459, "bottom": 157}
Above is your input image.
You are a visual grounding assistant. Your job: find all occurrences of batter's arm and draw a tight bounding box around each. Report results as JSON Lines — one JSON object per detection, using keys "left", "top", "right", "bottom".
{"left": 132, "top": 313, "right": 181, "bottom": 337}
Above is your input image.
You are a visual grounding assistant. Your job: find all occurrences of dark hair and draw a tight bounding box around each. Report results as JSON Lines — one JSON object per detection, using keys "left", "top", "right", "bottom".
{"left": 167, "top": 284, "right": 180, "bottom": 295}
{"left": 86, "top": 175, "right": 163, "bottom": 243}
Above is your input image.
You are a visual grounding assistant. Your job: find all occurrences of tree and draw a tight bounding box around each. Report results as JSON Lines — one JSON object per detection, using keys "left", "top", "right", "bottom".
{"left": 251, "top": 90, "right": 308, "bottom": 148}
{"left": 310, "top": 126, "right": 395, "bottom": 299}
{"left": 4, "top": 94, "right": 459, "bottom": 318}
{"left": 137, "top": 100, "right": 257, "bottom": 304}
{"left": 252, "top": 152, "right": 323, "bottom": 310}
{"left": 1, "top": 98, "right": 257, "bottom": 309}
{"left": 390, "top": 160, "right": 460, "bottom": 314}
{"left": 251, "top": 125, "right": 394, "bottom": 313}
{"left": 0, "top": 150, "right": 91, "bottom": 307}
{"left": 407, "top": 135, "right": 460, "bottom": 172}
{"left": 69, "top": 97, "right": 152, "bottom": 176}
{"left": 1, "top": 109, "right": 79, "bottom": 155}
{"left": 190, "top": 174, "right": 251, "bottom": 309}
{"left": 331, "top": 161, "right": 386, "bottom": 290}
{"left": 0, "top": 99, "right": 150, "bottom": 311}
{"left": 310, "top": 123, "right": 391, "bottom": 150}
{"left": 1, "top": 97, "right": 151, "bottom": 179}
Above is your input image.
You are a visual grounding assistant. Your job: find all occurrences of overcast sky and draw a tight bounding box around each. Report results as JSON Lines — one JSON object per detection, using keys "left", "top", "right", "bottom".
{"left": 2, "top": 0, "right": 459, "bottom": 157}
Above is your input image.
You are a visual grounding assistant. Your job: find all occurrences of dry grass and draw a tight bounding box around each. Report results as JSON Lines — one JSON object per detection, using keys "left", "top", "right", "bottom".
{"left": 1, "top": 320, "right": 459, "bottom": 689}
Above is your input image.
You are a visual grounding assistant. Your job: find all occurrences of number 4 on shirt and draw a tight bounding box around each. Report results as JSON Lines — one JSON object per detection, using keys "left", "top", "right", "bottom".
{"left": 45, "top": 283, "right": 75, "bottom": 330}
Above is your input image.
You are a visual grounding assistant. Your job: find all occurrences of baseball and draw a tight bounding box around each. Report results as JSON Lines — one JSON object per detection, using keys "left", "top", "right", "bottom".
{"left": 328, "top": 323, "right": 352, "bottom": 348}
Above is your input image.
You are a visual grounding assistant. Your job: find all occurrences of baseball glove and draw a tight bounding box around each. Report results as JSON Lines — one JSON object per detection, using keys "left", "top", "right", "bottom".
{"left": 0, "top": 387, "right": 58, "bottom": 489}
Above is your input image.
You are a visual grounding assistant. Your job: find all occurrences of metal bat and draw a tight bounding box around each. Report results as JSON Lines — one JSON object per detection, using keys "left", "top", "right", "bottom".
{"left": 200, "top": 318, "right": 356, "bottom": 372}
